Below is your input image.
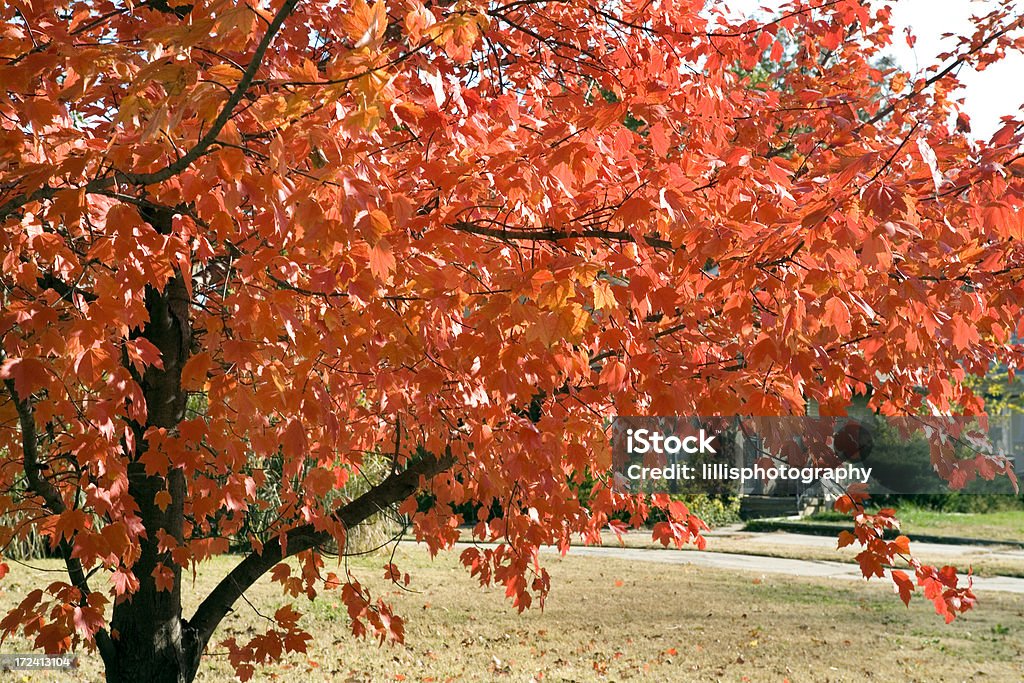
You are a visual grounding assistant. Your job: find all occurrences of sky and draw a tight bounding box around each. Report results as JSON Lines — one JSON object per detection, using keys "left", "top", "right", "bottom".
{"left": 726, "top": 0, "right": 1024, "bottom": 140}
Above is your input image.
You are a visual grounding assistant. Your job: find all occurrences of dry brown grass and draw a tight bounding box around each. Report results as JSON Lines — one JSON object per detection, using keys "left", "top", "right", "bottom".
{"left": 1, "top": 544, "right": 1022, "bottom": 682}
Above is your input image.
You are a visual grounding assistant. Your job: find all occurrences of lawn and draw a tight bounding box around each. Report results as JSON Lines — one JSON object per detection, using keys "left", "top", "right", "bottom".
{"left": 790, "top": 506, "right": 1024, "bottom": 544}
{"left": 1, "top": 544, "right": 1023, "bottom": 682}
{"left": 876, "top": 508, "right": 1023, "bottom": 544}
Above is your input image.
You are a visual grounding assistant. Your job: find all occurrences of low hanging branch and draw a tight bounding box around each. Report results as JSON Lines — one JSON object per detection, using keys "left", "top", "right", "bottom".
{"left": 188, "top": 449, "right": 455, "bottom": 648}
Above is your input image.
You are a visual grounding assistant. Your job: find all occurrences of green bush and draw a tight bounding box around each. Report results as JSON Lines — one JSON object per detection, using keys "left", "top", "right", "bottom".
{"left": 685, "top": 494, "right": 742, "bottom": 528}
{"left": 644, "top": 494, "right": 741, "bottom": 529}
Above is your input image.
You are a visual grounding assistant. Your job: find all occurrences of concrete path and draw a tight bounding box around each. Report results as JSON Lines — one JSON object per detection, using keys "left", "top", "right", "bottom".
{"left": 457, "top": 525, "right": 1024, "bottom": 593}
{"left": 545, "top": 544, "right": 1024, "bottom": 594}
{"left": 705, "top": 527, "right": 1024, "bottom": 562}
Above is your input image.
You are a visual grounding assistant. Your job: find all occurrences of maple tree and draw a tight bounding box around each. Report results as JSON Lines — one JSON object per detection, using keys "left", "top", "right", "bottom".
{"left": 1, "top": 0, "right": 1023, "bottom": 680}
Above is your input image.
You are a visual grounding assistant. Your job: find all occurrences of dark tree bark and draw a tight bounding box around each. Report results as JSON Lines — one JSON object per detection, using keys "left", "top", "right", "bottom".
{"left": 101, "top": 205, "right": 201, "bottom": 683}
{"left": 74, "top": 203, "right": 455, "bottom": 682}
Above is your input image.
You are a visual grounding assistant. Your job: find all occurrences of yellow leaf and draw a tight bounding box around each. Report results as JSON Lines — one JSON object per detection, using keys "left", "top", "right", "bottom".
{"left": 359, "top": 209, "right": 391, "bottom": 244}
{"left": 342, "top": 0, "right": 388, "bottom": 48}
{"left": 207, "top": 63, "right": 243, "bottom": 85}
{"left": 593, "top": 280, "right": 617, "bottom": 310}
{"left": 537, "top": 280, "right": 572, "bottom": 310}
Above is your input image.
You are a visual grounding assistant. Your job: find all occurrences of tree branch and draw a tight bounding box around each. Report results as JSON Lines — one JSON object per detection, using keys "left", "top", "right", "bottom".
{"left": 2, "top": 379, "right": 66, "bottom": 517}
{"left": 0, "top": 0, "right": 301, "bottom": 222}
{"left": 35, "top": 271, "right": 98, "bottom": 303}
{"left": 1, "top": 376, "right": 116, "bottom": 663}
{"left": 188, "top": 448, "right": 454, "bottom": 648}
{"left": 120, "top": 0, "right": 301, "bottom": 187}
{"left": 450, "top": 220, "right": 674, "bottom": 249}
{"left": 864, "top": 16, "right": 1024, "bottom": 127}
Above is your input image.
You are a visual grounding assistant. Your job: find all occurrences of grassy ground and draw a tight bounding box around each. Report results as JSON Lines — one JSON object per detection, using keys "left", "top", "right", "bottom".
{"left": 796, "top": 507, "right": 1024, "bottom": 544}
{"left": 1, "top": 545, "right": 1023, "bottom": 682}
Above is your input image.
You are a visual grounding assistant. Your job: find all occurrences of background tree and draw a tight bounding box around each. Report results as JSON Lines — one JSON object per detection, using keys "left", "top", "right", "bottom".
{"left": 1, "top": 0, "right": 1023, "bottom": 680}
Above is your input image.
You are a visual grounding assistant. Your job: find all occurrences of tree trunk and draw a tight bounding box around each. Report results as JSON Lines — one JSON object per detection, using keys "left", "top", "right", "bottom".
{"left": 103, "top": 625, "right": 200, "bottom": 683}
{"left": 93, "top": 207, "right": 453, "bottom": 680}
{"left": 104, "top": 466, "right": 201, "bottom": 683}
{"left": 103, "top": 227, "right": 198, "bottom": 681}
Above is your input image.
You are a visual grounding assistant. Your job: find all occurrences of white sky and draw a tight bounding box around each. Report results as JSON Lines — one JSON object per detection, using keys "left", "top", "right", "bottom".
{"left": 726, "top": 0, "right": 1024, "bottom": 140}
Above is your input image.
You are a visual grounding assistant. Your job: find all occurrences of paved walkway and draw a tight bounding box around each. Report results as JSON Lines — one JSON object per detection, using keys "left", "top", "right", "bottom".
{"left": 705, "top": 526, "right": 1024, "bottom": 561}
{"left": 459, "top": 527, "right": 1024, "bottom": 594}
{"left": 547, "top": 544, "right": 1024, "bottom": 594}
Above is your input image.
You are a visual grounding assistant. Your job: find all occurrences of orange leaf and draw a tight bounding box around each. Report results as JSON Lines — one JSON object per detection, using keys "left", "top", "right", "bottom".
{"left": 891, "top": 569, "right": 914, "bottom": 607}
{"left": 152, "top": 563, "right": 175, "bottom": 592}
{"left": 154, "top": 490, "right": 172, "bottom": 512}
{"left": 369, "top": 240, "right": 397, "bottom": 280}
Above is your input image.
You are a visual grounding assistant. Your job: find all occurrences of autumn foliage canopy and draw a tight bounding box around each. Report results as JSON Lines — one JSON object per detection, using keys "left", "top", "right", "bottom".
{"left": 1, "top": 0, "right": 1023, "bottom": 679}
